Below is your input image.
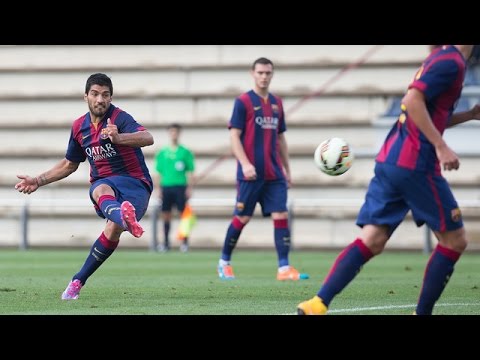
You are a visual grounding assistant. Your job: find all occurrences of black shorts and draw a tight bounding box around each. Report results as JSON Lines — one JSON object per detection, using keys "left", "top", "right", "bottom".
{"left": 161, "top": 185, "right": 187, "bottom": 213}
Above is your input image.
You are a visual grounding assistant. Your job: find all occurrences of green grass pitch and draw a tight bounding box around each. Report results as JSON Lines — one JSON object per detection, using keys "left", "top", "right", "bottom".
{"left": 0, "top": 249, "right": 479, "bottom": 315}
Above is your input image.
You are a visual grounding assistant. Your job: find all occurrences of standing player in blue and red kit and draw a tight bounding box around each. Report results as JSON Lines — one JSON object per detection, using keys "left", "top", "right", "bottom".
{"left": 15, "top": 73, "right": 154, "bottom": 300}
{"left": 216, "top": 57, "right": 309, "bottom": 281}
{"left": 298, "top": 45, "right": 480, "bottom": 315}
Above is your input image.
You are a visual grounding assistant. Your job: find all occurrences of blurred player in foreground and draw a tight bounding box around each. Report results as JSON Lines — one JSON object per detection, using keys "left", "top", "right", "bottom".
{"left": 15, "top": 73, "right": 154, "bottom": 300}
{"left": 217, "top": 57, "right": 309, "bottom": 281}
{"left": 298, "top": 45, "right": 480, "bottom": 315}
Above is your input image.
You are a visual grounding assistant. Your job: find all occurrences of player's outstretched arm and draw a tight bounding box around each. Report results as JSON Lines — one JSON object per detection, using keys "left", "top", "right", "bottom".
{"left": 449, "top": 104, "right": 480, "bottom": 127}
{"left": 15, "top": 158, "right": 80, "bottom": 194}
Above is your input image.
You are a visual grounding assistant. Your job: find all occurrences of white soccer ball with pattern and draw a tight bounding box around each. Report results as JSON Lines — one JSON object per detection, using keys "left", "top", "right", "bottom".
{"left": 314, "top": 137, "right": 354, "bottom": 176}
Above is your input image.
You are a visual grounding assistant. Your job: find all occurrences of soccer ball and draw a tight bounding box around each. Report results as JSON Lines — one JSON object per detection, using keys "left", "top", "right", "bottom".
{"left": 314, "top": 137, "right": 354, "bottom": 176}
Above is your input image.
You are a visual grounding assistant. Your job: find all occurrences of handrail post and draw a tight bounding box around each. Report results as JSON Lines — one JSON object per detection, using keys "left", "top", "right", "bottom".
{"left": 288, "top": 199, "right": 294, "bottom": 250}
{"left": 20, "top": 201, "right": 29, "bottom": 250}
{"left": 423, "top": 226, "right": 432, "bottom": 254}
{"left": 150, "top": 202, "right": 160, "bottom": 252}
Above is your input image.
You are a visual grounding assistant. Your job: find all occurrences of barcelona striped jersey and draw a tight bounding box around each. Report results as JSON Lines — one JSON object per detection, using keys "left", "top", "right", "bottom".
{"left": 65, "top": 104, "right": 153, "bottom": 191}
{"left": 376, "top": 45, "right": 467, "bottom": 175}
{"left": 229, "top": 90, "right": 287, "bottom": 181}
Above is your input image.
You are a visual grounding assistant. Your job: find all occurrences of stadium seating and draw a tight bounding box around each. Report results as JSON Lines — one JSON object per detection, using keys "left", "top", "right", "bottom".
{"left": 464, "top": 65, "right": 480, "bottom": 86}
{"left": 381, "top": 96, "right": 403, "bottom": 118}
{"left": 2, "top": 45, "right": 480, "bottom": 250}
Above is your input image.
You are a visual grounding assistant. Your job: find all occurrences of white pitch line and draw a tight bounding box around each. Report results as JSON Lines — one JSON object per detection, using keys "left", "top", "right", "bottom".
{"left": 329, "top": 303, "right": 480, "bottom": 314}
{"left": 283, "top": 302, "right": 480, "bottom": 315}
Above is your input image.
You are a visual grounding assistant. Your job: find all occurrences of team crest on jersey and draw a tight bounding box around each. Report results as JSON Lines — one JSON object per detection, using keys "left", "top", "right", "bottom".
{"left": 100, "top": 128, "right": 109, "bottom": 140}
{"left": 451, "top": 208, "right": 462, "bottom": 222}
{"left": 271, "top": 104, "right": 279, "bottom": 113}
{"left": 236, "top": 202, "right": 245, "bottom": 211}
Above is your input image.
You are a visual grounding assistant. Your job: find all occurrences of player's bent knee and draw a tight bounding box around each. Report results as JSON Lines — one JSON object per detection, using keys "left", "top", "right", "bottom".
{"left": 438, "top": 228, "right": 468, "bottom": 253}
{"left": 368, "top": 241, "right": 387, "bottom": 256}
{"left": 105, "top": 222, "right": 123, "bottom": 241}
{"left": 236, "top": 215, "right": 251, "bottom": 224}
{"left": 452, "top": 235, "right": 468, "bottom": 253}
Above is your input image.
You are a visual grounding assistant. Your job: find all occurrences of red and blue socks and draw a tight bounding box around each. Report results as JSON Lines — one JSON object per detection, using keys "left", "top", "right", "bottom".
{"left": 318, "top": 238, "right": 374, "bottom": 306}
{"left": 416, "top": 244, "right": 461, "bottom": 315}
{"left": 220, "top": 217, "right": 245, "bottom": 262}
{"left": 98, "top": 195, "right": 124, "bottom": 227}
{"left": 73, "top": 232, "right": 118, "bottom": 285}
{"left": 274, "top": 219, "right": 291, "bottom": 267}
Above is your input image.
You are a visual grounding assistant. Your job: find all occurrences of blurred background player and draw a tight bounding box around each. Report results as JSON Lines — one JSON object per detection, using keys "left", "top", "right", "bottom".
{"left": 154, "top": 123, "right": 195, "bottom": 252}
{"left": 217, "top": 57, "right": 309, "bottom": 281}
{"left": 298, "top": 45, "right": 480, "bottom": 315}
{"left": 15, "top": 73, "right": 154, "bottom": 300}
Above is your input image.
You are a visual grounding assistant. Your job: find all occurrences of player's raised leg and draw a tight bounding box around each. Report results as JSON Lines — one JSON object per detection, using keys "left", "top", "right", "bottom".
{"left": 91, "top": 193, "right": 143, "bottom": 238}
{"left": 121, "top": 200, "right": 144, "bottom": 238}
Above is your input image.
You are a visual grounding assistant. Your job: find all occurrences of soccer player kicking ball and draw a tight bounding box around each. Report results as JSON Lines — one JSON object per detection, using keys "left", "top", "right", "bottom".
{"left": 15, "top": 73, "right": 154, "bottom": 300}
{"left": 298, "top": 45, "right": 480, "bottom": 315}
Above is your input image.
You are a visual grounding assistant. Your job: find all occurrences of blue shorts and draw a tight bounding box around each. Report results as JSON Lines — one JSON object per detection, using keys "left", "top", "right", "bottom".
{"left": 357, "top": 162, "right": 463, "bottom": 236}
{"left": 234, "top": 179, "right": 288, "bottom": 217}
{"left": 90, "top": 175, "right": 152, "bottom": 220}
{"left": 161, "top": 185, "right": 187, "bottom": 212}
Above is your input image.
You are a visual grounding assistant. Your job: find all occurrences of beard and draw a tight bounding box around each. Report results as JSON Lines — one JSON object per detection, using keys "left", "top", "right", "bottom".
{"left": 89, "top": 103, "right": 107, "bottom": 117}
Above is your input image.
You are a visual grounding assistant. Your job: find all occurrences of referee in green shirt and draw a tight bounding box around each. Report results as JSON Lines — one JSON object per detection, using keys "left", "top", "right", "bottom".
{"left": 154, "top": 123, "right": 195, "bottom": 252}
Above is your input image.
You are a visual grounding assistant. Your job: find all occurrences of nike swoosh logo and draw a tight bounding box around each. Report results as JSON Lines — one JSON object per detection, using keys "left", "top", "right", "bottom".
{"left": 94, "top": 247, "right": 106, "bottom": 256}
{"left": 82, "top": 134, "right": 91, "bottom": 140}
{"left": 254, "top": 106, "right": 261, "bottom": 111}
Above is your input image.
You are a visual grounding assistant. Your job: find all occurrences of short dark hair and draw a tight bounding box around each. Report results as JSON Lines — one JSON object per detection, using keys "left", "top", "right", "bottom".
{"left": 167, "top": 123, "right": 182, "bottom": 130}
{"left": 85, "top": 73, "right": 113, "bottom": 96}
{"left": 252, "top": 57, "right": 274, "bottom": 70}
